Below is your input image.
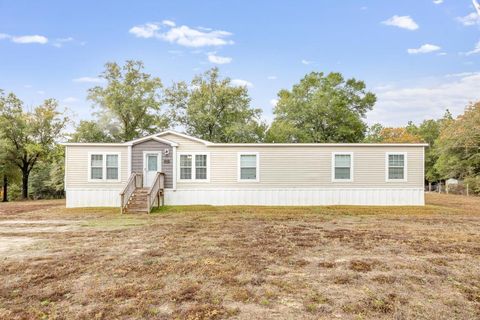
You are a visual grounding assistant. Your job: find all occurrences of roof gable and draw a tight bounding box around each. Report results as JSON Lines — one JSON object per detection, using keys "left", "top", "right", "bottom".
{"left": 156, "top": 130, "right": 212, "bottom": 145}
{"left": 128, "top": 134, "right": 178, "bottom": 146}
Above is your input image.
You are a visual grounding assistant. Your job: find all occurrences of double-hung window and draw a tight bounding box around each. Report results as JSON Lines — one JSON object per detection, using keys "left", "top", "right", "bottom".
{"left": 89, "top": 153, "right": 120, "bottom": 182}
{"left": 179, "top": 154, "right": 193, "bottom": 180}
{"left": 106, "top": 155, "right": 119, "bottom": 180}
{"left": 195, "top": 154, "right": 207, "bottom": 180}
{"left": 238, "top": 152, "right": 259, "bottom": 182}
{"left": 332, "top": 152, "right": 353, "bottom": 182}
{"left": 386, "top": 152, "right": 407, "bottom": 182}
{"left": 178, "top": 153, "right": 209, "bottom": 181}
{"left": 90, "top": 154, "right": 103, "bottom": 180}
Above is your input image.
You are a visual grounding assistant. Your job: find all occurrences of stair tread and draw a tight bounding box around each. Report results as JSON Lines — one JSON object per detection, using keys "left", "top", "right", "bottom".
{"left": 122, "top": 186, "right": 164, "bottom": 214}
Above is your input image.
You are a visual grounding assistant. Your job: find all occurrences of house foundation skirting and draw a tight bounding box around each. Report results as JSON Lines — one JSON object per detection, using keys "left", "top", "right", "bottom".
{"left": 65, "top": 187, "right": 424, "bottom": 208}
{"left": 66, "top": 188, "right": 123, "bottom": 208}
{"left": 164, "top": 188, "right": 425, "bottom": 206}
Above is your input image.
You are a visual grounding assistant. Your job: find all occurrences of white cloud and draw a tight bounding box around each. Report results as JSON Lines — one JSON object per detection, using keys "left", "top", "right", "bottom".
{"left": 0, "top": 34, "right": 74, "bottom": 47}
{"left": 369, "top": 72, "right": 480, "bottom": 125}
{"left": 129, "top": 23, "right": 160, "bottom": 38}
{"left": 465, "top": 40, "right": 480, "bottom": 55}
{"left": 73, "top": 77, "right": 105, "bottom": 83}
{"left": 457, "top": 12, "right": 480, "bottom": 26}
{"left": 129, "top": 21, "right": 234, "bottom": 47}
{"left": 433, "top": 0, "right": 443, "bottom": 4}
{"left": 382, "top": 15, "right": 419, "bottom": 30}
{"left": 269, "top": 99, "right": 278, "bottom": 107}
{"left": 267, "top": 75, "right": 277, "bottom": 80}
{"left": 231, "top": 79, "right": 253, "bottom": 87}
{"left": 301, "top": 59, "right": 312, "bottom": 65}
{"left": 162, "top": 20, "right": 176, "bottom": 27}
{"left": 207, "top": 53, "right": 232, "bottom": 64}
{"left": 444, "top": 72, "right": 477, "bottom": 78}
{"left": 407, "top": 44, "right": 441, "bottom": 54}
{"left": 11, "top": 35, "right": 48, "bottom": 44}
{"left": 161, "top": 25, "right": 233, "bottom": 47}
{"left": 36, "top": 90, "right": 45, "bottom": 95}
{"left": 0, "top": 33, "right": 48, "bottom": 44}
{"left": 24, "top": 84, "right": 32, "bottom": 88}
{"left": 63, "top": 97, "right": 78, "bottom": 103}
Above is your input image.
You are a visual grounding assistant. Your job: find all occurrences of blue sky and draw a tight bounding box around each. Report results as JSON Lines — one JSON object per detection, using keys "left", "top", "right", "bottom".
{"left": 1, "top": 0, "right": 479, "bottom": 129}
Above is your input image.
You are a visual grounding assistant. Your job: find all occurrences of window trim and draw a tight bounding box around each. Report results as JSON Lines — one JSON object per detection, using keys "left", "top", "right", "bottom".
{"left": 237, "top": 152, "right": 260, "bottom": 182}
{"left": 87, "top": 152, "right": 121, "bottom": 183}
{"left": 331, "top": 152, "right": 354, "bottom": 182}
{"left": 385, "top": 152, "right": 408, "bottom": 182}
{"left": 177, "top": 152, "right": 210, "bottom": 182}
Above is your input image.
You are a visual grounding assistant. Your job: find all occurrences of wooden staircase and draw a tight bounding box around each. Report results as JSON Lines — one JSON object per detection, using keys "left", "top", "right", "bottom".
{"left": 124, "top": 188, "right": 149, "bottom": 214}
{"left": 120, "top": 172, "right": 165, "bottom": 214}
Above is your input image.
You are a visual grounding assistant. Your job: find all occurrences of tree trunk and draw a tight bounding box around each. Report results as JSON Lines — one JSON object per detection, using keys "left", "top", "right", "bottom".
{"left": 2, "top": 175, "right": 7, "bottom": 202}
{"left": 22, "top": 170, "right": 29, "bottom": 199}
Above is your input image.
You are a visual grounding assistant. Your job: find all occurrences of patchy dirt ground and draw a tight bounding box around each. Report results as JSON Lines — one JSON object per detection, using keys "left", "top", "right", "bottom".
{"left": 0, "top": 194, "right": 479, "bottom": 319}
{"left": 0, "top": 199, "right": 64, "bottom": 216}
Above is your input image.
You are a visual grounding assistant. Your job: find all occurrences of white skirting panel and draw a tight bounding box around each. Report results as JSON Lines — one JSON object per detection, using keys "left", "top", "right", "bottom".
{"left": 165, "top": 188, "right": 425, "bottom": 206}
{"left": 66, "top": 188, "right": 122, "bottom": 208}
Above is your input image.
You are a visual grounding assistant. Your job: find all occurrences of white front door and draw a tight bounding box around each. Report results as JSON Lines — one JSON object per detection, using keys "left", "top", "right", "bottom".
{"left": 143, "top": 152, "right": 161, "bottom": 187}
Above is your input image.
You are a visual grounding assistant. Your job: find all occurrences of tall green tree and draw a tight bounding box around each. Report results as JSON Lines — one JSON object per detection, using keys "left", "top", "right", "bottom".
{"left": 0, "top": 92, "right": 68, "bottom": 199}
{"left": 267, "top": 72, "right": 376, "bottom": 143}
{"left": 165, "top": 67, "right": 266, "bottom": 143}
{"left": 69, "top": 120, "right": 116, "bottom": 143}
{"left": 405, "top": 111, "right": 453, "bottom": 185}
{"left": 434, "top": 103, "right": 480, "bottom": 179}
{"left": 0, "top": 139, "right": 19, "bottom": 202}
{"left": 88, "top": 60, "right": 168, "bottom": 142}
{"left": 364, "top": 123, "right": 384, "bottom": 142}
{"left": 30, "top": 145, "right": 65, "bottom": 199}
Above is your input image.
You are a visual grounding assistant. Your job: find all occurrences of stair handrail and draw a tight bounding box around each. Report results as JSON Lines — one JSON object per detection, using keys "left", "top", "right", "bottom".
{"left": 120, "top": 172, "right": 142, "bottom": 214}
{"left": 147, "top": 172, "right": 165, "bottom": 213}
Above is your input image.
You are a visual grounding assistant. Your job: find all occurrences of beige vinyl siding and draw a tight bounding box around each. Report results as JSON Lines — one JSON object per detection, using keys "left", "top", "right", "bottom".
{"left": 176, "top": 146, "right": 424, "bottom": 189}
{"left": 65, "top": 145, "right": 129, "bottom": 189}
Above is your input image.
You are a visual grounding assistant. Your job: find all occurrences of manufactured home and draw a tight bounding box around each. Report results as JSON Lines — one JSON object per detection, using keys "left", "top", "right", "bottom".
{"left": 63, "top": 130, "right": 427, "bottom": 212}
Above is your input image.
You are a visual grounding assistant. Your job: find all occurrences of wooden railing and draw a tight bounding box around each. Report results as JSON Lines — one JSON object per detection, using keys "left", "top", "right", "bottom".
{"left": 147, "top": 172, "right": 165, "bottom": 213}
{"left": 120, "top": 173, "right": 143, "bottom": 214}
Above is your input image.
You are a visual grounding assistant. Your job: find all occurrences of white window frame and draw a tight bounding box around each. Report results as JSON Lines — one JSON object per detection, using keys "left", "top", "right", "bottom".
{"left": 177, "top": 152, "right": 210, "bottom": 182}
{"left": 331, "top": 152, "right": 354, "bottom": 182}
{"left": 87, "top": 152, "right": 121, "bottom": 183}
{"left": 237, "top": 152, "right": 260, "bottom": 182}
{"left": 385, "top": 152, "right": 407, "bottom": 182}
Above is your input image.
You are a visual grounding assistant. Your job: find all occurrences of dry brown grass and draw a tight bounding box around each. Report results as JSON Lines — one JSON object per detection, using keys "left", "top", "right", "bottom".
{"left": 0, "top": 194, "right": 479, "bottom": 319}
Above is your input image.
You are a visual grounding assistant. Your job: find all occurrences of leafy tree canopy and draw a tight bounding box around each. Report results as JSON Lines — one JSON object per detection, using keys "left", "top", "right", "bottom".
{"left": 435, "top": 102, "right": 480, "bottom": 179}
{"left": 69, "top": 120, "right": 117, "bottom": 143}
{"left": 87, "top": 60, "right": 168, "bottom": 142}
{"left": 266, "top": 72, "right": 376, "bottom": 143}
{"left": 165, "top": 67, "right": 266, "bottom": 143}
{"left": 0, "top": 92, "right": 67, "bottom": 198}
{"left": 375, "top": 127, "right": 423, "bottom": 143}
